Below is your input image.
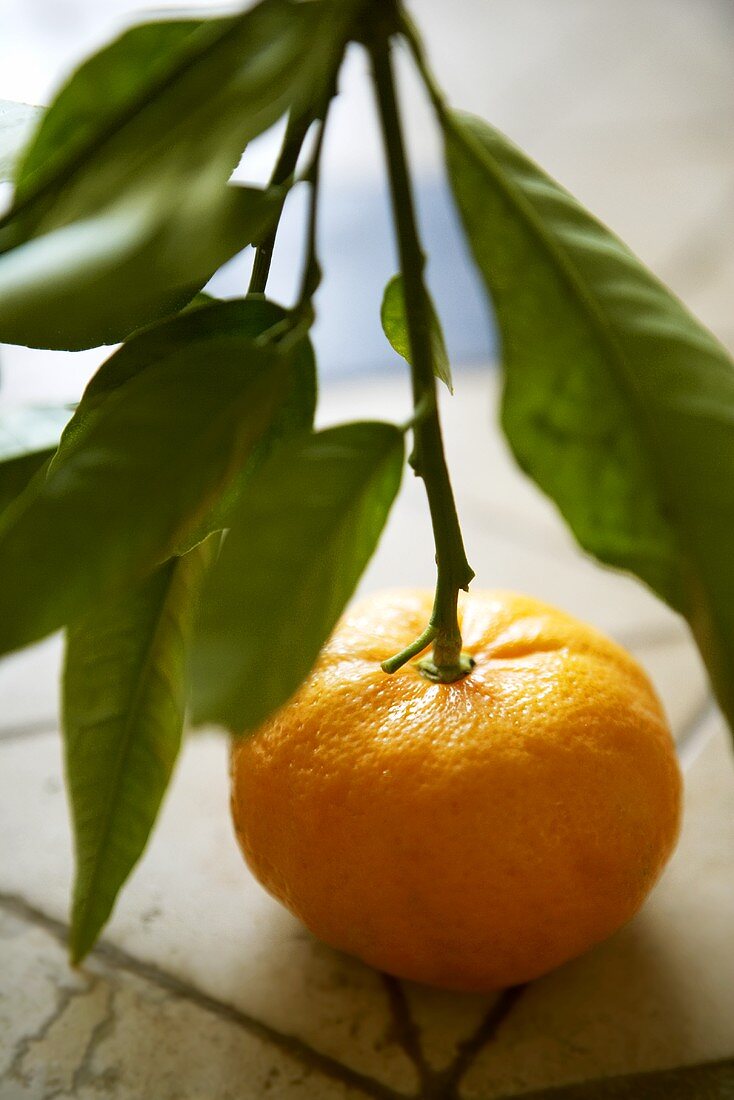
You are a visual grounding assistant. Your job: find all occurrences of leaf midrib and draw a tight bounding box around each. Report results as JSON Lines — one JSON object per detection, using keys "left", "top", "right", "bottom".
{"left": 70, "top": 560, "right": 182, "bottom": 951}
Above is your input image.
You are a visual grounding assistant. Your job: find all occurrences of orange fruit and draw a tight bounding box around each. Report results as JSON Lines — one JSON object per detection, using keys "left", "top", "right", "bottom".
{"left": 230, "top": 589, "right": 682, "bottom": 991}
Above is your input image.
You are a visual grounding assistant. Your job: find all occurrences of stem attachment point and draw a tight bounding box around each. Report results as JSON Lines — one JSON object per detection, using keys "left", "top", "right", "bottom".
{"left": 418, "top": 652, "right": 475, "bottom": 683}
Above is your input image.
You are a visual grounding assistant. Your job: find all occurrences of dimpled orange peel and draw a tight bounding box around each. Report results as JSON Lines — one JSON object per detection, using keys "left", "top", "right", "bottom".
{"left": 230, "top": 589, "right": 682, "bottom": 991}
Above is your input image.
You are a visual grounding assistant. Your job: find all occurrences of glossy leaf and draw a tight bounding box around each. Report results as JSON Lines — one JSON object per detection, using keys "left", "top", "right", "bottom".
{"left": 57, "top": 297, "right": 317, "bottom": 550}
{"left": 0, "top": 182, "right": 285, "bottom": 349}
{"left": 191, "top": 421, "right": 404, "bottom": 732}
{"left": 0, "top": 314, "right": 301, "bottom": 656}
{"left": 12, "top": 23, "right": 199, "bottom": 202}
{"left": 170, "top": 303, "right": 317, "bottom": 553}
{"left": 0, "top": 100, "right": 41, "bottom": 183}
{"left": 0, "top": 0, "right": 358, "bottom": 349}
{"left": 443, "top": 109, "right": 734, "bottom": 732}
{"left": 63, "top": 537, "right": 215, "bottom": 962}
{"left": 381, "top": 273, "right": 453, "bottom": 393}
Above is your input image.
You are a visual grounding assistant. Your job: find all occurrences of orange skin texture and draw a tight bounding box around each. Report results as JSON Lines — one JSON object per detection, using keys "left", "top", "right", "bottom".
{"left": 230, "top": 590, "right": 682, "bottom": 991}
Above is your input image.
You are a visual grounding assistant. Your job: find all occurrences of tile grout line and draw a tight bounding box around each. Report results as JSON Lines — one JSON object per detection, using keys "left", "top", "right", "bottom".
{"left": 3, "top": 970, "right": 97, "bottom": 1089}
{"left": 436, "top": 985, "right": 527, "bottom": 1098}
{"left": 379, "top": 978, "right": 528, "bottom": 1100}
{"left": 380, "top": 975, "right": 432, "bottom": 1089}
{"left": 0, "top": 890, "right": 412, "bottom": 1100}
{"left": 0, "top": 718, "right": 60, "bottom": 743}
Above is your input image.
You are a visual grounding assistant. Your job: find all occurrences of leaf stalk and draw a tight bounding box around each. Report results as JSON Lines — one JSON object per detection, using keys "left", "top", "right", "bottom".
{"left": 248, "top": 109, "right": 312, "bottom": 296}
{"left": 367, "top": 24, "right": 474, "bottom": 682}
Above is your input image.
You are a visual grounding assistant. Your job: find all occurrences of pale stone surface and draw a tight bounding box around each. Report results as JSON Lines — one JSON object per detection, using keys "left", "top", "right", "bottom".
{"left": 682, "top": 244, "right": 734, "bottom": 349}
{"left": 0, "top": 910, "right": 366, "bottom": 1100}
{"left": 401, "top": 983, "right": 499, "bottom": 1073}
{"left": 460, "top": 715, "right": 734, "bottom": 1098}
{"left": 6, "top": 703, "right": 730, "bottom": 1099}
{"left": 0, "top": 636, "right": 61, "bottom": 736}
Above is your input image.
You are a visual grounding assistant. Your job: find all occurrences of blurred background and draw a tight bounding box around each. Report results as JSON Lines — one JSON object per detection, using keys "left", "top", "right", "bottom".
{"left": 1, "top": 0, "right": 733, "bottom": 403}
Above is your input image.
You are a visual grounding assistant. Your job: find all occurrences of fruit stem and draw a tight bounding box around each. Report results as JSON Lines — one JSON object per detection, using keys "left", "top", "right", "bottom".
{"left": 292, "top": 99, "right": 331, "bottom": 324}
{"left": 367, "top": 25, "right": 474, "bottom": 682}
{"left": 248, "top": 109, "right": 312, "bottom": 297}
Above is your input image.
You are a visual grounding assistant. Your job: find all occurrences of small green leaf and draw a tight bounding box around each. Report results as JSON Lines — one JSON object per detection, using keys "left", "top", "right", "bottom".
{"left": 442, "top": 108, "right": 734, "bottom": 734}
{"left": 63, "top": 537, "right": 215, "bottom": 962}
{"left": 0, "top": 100, "right": 41, "bottom": 183}
{"left": 0, "top": 310, "right": 302, "bottom": 657}
{"left": 381, "top": 273, "right": 453, "bottom": 393}
{"left": 190, "top": 421, "right": 404, "bottom": 732}
{"left": 0, "top": 0, "right": 359, "bottom": 349}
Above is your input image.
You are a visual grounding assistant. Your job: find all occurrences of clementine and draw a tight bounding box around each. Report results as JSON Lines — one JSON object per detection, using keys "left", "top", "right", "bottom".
{"left": 230, "top": 589, "right": 681, "bottom": 990}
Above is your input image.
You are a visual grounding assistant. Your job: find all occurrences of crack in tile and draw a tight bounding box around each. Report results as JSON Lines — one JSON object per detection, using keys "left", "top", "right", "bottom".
{"left": 0, "top": 891, "right": 408, "bottom": 1100}
{"left": 380, "top": 980, "right": 527, "bottom": 1100}
{"left": 68, "top": 984, "right": 118, "bottom": 1098}
{"left": 2, "top": 968, "right": 94, "bottom": 1088}
{"left": 437, "top": 986, "right": 527, "bottom": 1099}
{"left": 381, "top": 976, "right": 432, "bottom": 1090}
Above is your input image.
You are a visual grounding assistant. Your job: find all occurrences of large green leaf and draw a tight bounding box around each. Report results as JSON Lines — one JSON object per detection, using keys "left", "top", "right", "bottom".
{"left": 0, "top": 101, "right": 41, "bottom": 183}
{"left": 57, "top": 297, "right": 317, "bottom": 550}
{"left": 442, "top": 109, "right": 734, "bottom": 731}
{"left": 12, "top": 24, "right": 199, "bottom": 203}
{"left": 63, "top": 538, "right": 215, "bottom": 963}
{"left": 0, "top": 182, "right": 285, "bottom": 350}
{"left": 0, "top": 0, "right": 359, "bottom": 349}
{"left": 381, "top": 273, "right": 453, "bottom": 393}
{"left": 190, "top": 421, "right": 404, "bottom": 732}
{"left": 0, "top": 314, "right": 302, "bottom": 656}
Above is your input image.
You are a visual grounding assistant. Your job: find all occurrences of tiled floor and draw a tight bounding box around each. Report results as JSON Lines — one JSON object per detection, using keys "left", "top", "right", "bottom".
{"left": 2, "top": 368, "right": 732, "bottom": 1100}
{"left": 3, "top": 0, "right": 734, "bottom": 1097}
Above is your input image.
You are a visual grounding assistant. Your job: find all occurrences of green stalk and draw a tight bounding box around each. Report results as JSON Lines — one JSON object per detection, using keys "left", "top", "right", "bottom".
{"left": 248, "top": 110, "right": 312, "bottom": 296}
{"left": 367, "top": 27, "right": 474, "bottom": 683}
{"left": 292, "top": 102, "right": 330, "bottom": 319}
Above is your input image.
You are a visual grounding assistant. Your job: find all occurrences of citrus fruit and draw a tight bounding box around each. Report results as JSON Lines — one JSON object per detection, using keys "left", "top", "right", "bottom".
{"left": 230, "top": 589, "right": 682, "bottom": 991}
